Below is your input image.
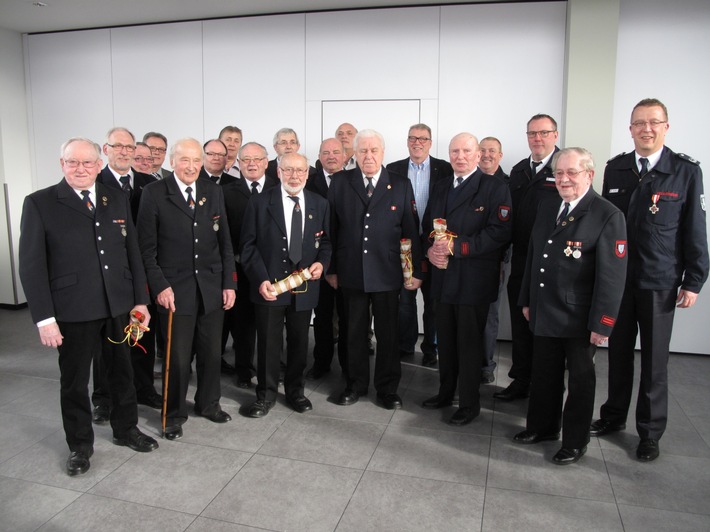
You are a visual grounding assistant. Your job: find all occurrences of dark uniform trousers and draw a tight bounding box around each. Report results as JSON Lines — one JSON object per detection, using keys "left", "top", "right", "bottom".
{"left": 506, "top": 274, "right": 533, "bottom": 385}
{"left": 226, "top": 262, "right": 257, "bottom": 382}
{"left": 601, "top": 287, "right": 676, "bottom": 440}
{"left": 312, "top": 279, "right": 347, "bottom": 374}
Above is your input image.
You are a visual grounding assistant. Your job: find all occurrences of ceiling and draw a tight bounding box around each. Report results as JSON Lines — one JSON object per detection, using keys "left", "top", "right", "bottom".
{"left": 0, "top": 0, "right": 518, "bottom": 34}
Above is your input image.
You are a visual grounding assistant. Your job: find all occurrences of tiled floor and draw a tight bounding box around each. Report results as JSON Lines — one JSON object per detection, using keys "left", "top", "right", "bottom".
{"left": 1, "top": 307, "right": 709, "bottom": 531}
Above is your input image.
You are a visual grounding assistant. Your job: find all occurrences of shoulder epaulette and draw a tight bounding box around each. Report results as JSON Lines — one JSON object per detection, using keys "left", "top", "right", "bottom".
{"left": 606, "top": 152, "right": 626, "bottom": 163}
{"left": 677, "top": 153, "right": 701, "bottom": 166}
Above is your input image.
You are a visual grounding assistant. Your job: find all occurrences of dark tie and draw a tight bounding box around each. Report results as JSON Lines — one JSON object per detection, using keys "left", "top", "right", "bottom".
{"left": 639, "top": 157, "right": 649, "bottom": 177}
{"left": 531, "top": 160, "right": 541, "bottom": 176}
{"left": 365, "top": 176, "right": 375, "bottom": 198}
{"left": 557, "top": 202, "right": 570, "bottom": 225}
{"left": 119, "top": 175, "right": 132, "bottom": 196}
{"left": 288, "top": 196, "right": 302, "bottom": 266}
{"left": 455, "top": 176, "right": 463, "bottom": 188}
{"left": 210, "top": 175, "right": 220, "bottom": 184}
{"left": 81, "top": 190, "right": 95, "bottom": 213}
{"left": 185, "top": 186, "right": 195, "bottom": 209}
{"left": 251, "top": 181, "right": 259, "bottom": 195}
{"left": 152, "top": 172, "right": 161, "bottom": 179}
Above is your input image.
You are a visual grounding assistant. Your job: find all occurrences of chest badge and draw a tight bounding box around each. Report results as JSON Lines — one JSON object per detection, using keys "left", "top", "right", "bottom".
{"left": 565, "top": 241, "right": 582, "bottom": 259}
{"left": 650, "top": 193, "right": 660, "bottom": 214}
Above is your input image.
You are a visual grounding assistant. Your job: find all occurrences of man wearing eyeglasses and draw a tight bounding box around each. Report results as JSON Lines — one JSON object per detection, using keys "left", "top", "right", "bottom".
{"left": 94, "top": 127, "right": 162, "bottom": 419}
{"left": 266, "top": 128, "right": 301, "bottom": 180}
{"left": 200, "top": 139, "right": 237, "bottom": 186}
{"left": 496, "top": 114, "right": 561, "bottom": 402}
{"left": 386, "top": 124, "right": 452, "bottom": 367}
{"left": 513, "top": 148, "right": 626, "bottom": 465}
{"left": 133, "top": 143, "right": 155, "bottom": 174}
{"left": 19, "top": 137, "right": 159, "bottom": 476}
{"left": 143, "top": 132, "right": 170, "bottom": 179}
{"left": 240, "top": 152, "right": 331, "bottom": 417}
{"left": 591, "top": 98, "right": 709, "bottom": 462}
{"left": 222, "top": 142, "right": 280, "bottom": 389}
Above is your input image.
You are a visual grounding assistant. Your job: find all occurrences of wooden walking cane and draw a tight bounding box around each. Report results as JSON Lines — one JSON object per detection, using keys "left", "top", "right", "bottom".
{"left": 161, "top": 310, "right": 174, "bottom": 437}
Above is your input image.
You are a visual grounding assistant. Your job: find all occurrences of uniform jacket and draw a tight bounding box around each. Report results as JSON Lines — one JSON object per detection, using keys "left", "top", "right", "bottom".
{"left": 603, "top": 147, "right": 709, "bottom": 293}
{"left": 198, "top": 168, "right": 238, "bottom": 187}
{"left": 328, "top": 166, "right": 424, "bottom": 292}
{"left": 508, "top": 148, "right": 560, "bottom": 277}
{"left": 97, "top": 165, "right": 157, "bottom": 222}
{"left": 19, "top": 178, "right": 149, "bottom": 323}
{"left": 306, "top": 169, "right": 331, "bottom": 199}
{"left": 240, "top": 186, "right": 331, "bottom": 310}
{"left": 519, "top": 189, "right": 627, "bottom": 338}
{"left": 422, "top": 169, "right": 512, "bottom": 305}
{"left": 137, "top": 174, "right": 237, "bottom": 316}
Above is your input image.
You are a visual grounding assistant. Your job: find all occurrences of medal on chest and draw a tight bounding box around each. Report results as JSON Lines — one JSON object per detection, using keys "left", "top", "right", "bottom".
{"left": 650, "top": 193, "right": 660, "bottom": 214}
{"left": 564, "top": 241, "right": 582, "bottom": 259}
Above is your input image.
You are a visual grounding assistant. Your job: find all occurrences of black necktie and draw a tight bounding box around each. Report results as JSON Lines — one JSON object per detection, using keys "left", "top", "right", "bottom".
{"left": 210, "top": 175, "right": 220, "bottom": 184}
{"left": 557, "top": 202, "right": 570, "bottom": 225}
{"left": 185, "top": 186, "right": 195, "bottom": 209}
{"left": 119, "top": 175, "right": 132, "bottom": 196}
{"left": 531, "top": 160, "right": 541, "bottom": 176}
{"left": 251, "top": 182, "right": 259, "bottom": 195}
{"left": 81, "top": 190, "right": 95, "bottom": 213}
{"left": 639, "top": 157, "right": 649, "bottom": 177}
{"left": 365, "top": 176, "right": 375, "bottom": 198}
{"left": 288, "top": 196, "right": 302, "bottom": 266}
{"left": 152, "top": 172, "right": 161, "bottom": 179}
{"left": 455, "top": 176, "right": 463, "bottom": 188}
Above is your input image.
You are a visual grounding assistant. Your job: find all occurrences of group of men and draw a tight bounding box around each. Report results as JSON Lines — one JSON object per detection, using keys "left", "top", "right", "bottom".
{"left": 19, "top": 98, "right": 707, "bottom": 476}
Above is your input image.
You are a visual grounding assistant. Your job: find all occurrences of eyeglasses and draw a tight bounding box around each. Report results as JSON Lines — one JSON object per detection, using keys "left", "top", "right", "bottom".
{"left": 63, "top": 159, "right": 99, "bottom": 169}
{"left": 407, "top": 136, "right": 431, "bottom": 144}
{"left": 148, "top": 146, "right": 167, "bottom": 154}
{"left": 133, "top": 156, "right": 153, "bottom": 163}
{"left": 631, "top": 120, "right": 667, "bottom": 129}
{"left": 241, "top": 157, "right": 267, "bottom": 164}
{"left": 276, "top": 140, "right": 299, "bottom": 146}
{"left": 280, "top": 167, "right": 308, "bottom": 176}
{"left": 205, "top": 152, "right": 227, "bottom": 158}
{"left": 526, "top": 130, "right": 556, "bottom": 139}
{"left": 553, "top": 169, "right": 587, "bottom": 179}
{"left": 107, "top": 143, "right": 136, "bottom": 152}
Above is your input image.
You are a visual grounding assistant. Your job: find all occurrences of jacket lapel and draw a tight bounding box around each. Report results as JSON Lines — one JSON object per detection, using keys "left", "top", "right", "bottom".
{"left": 57, "top": 179, "right": 95, "bottom": 219}
{"left": 166, "top": 175, "right": 197, "bottom": 219}
{"left": 267, "top": 187, "right": 288, "bottom": 237}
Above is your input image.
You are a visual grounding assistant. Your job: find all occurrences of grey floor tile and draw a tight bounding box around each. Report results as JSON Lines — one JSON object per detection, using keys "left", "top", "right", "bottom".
{"left": 604, "top": 447, "right": 710, "bottom": 515}
{"left": 203, "top": 453, "right": 361, "bottom": 531}
{"left": 0, "top": 476, "right": 81, "bottom": 532}
{"left": 37, "top": 492, "right": 195, "bottom": 531}
{"left": 668, "top": 353, "right": 710, "bottom": 387}
{"left": 0, "top": 411, "right": 62, "bottom": 464}
{"left": 258, "top": 414, "right": 385, "bottom": 469}
{"left": 0, "top": 379, "right": 62, "bottom": 420}
{"left": 367, "top": 424, "right": 491, "bottom": 485}
{"left": 307, "top": 381, "right": 397, "bottom": 425}
{"left": 670, "top": 382, "right": 710, "bottom": 418}
{"left": 187, "top": 516, "right": 274, "bottom": 532}
{"left": 0, "top": 373, "right": 54, "bottom": 407}
{"left": 337, "top": 470, "right": 484, "bottom": 532}
{"left": 688, "top": 413, "right": 710, "bottom": 447}
{"left": 89, "top": 441, "right": 250, "bottom": 515}
{"left": 619, "top": 504, "right": 710, "bottom": 532}
{"left": 482, "top": 487, "right": 622, "bottom": 532}
{"left": 487, "top": 437, "right": 615, "bottom": 502}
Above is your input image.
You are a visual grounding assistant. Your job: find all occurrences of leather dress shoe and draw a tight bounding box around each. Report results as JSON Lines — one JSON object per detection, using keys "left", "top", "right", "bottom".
{"left": 220, "top": 358, "right": 237, "bottom": 375}
{"left": 513, "top": 429, "right": 560, "bottom": 444}
{"left": 163, "top": 425, "right": 183, "bottom": 441}
{"left": 287, "top": 395, "right": 313, "bottom": 413}
{"left": 552, "top": 446, "right": 587, "bottom": 465}
{"left": 305, "top": 366, "right": 330, "bottom": 380}
{"left": 137, "top": 392, "right": 163, "bottom": 409}
{"left": 337, "top": 389, "right": 360, "bottom": 406}
{"left": 421, "top": 395, "right": 453, "bottom": 409}
{"left": 199, "top": 409, "right": 232, "bottom": 423}
{"left": 421, "top": 353, "right": 438, "bottom": 367}
{"left": 637, "top": 438, "right": 660, "bottom": 462}
{"left": 481, "top": 370, "right": 495, "bottom": 384}
{"left": 449, "top": 407, "right": 479, "bottom": 426}
{"left": 589, "top": 418, "right": 626, "bottom": 437}
{"left": 236, "top": 377, "right": 252, "bottom": 389}
{"left": 377, "top": 392, "right": 403, "bottom": 410}
{"left": 247, "top": 400, "right": 274, "bottom": 418}
{"left": 113, "top": 427, "right": 159, "bottom": 452}
{"left": 92, "top": 405, "right": 109, "bottom": 425}
{"left": 66, "top": 450, "right": 92, "bottom": 476}
{"left": 493, "top": 381, "right": 529, "bottom": 401}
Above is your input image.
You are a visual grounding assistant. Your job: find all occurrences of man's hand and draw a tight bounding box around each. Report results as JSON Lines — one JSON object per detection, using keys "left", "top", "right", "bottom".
{"left": 156, "top": 287, "right": 176, "bottom": 312}
{"left": 677, "top": 289, "right": 698, "bottom": 308}
{"left": 326, "top": 274, "right": 338, "bottom": 289}
{"left": 590, "top": 332, "right": 608, "bottom": 346}
{"left": 131, "top": 304, "right": 151, "bottom": 328}
{"left": 522, "top": 306, "right": 530, "bottom": 321}
{"left": 38, "top": 322, "right": 63, "bottom": 348}
{"left": 223, "top": 289, "right": 236, "bottom": 310}
{"left": 259, "top": 280, "right": 278, "bottom": 301}
{"left": 427, "top": 246, "right": 449, "bottom": 270}
{"left": 404, "top": 277, "right": 422, "bottom": 291}
{"left": 309, "top": 262, "right": 324, "bottom": 280}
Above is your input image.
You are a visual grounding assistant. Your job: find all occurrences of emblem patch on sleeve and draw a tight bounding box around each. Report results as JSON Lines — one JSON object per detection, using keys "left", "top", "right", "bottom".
{"left": 701, "top": 194, "right": 706, "bottom": 212}
{"left": 498, "top": 205, "right": 511, "bottom": 221}
{"left": 615, "top": 240, "right": 627, "bottom": 258}
{"left": 232, "top": 272, "right": 238, "bottom": 282}
{"left": 461, "top": 242, "right": 470, "bottom": 256}
{"left": 600, "top": 315, "right": 616, "bottom": 327}
{"left": 411, "top": 200, "right": 417, "bottom": 213}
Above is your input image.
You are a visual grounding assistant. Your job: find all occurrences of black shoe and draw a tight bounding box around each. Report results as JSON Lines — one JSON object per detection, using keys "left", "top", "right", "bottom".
{"left": 449, "top": 407, "right": 479, "bottom": 426}
{"left": 421, "top": 353, "right": 438, "bottom": 367}
{"left": 287, "top": 395, "right": 313, "bottom": 413}
{"left": 113, "top": 427, "right": 159, "bottom": 452}
{"left": 198, "top": 409, "right": 232, "bottom": 423}
{"left": 137, "top": 392, "right": 163, "bottom": 410}
{"left": 220, "top": 358, "right": 237, "bottom": 375}
{"left": 92, "top": 405, "right": 109, "bottom": 425}
{"left": 247, "top": 400, "right": 274, "bottom": 418}
{"left": 399, "top": 350, "right": 414, "bottom": 359}
{"left": 513, "top": 429, "right": 560, "bottom": 444}
{"left": 421, "top": 395, "right": 453, "bottom": 409}
{"left": 305, "top": 366, "right": 330, "bottom": 380}
{"left": 589, "top": 418, "right": 626, "bottom": 437}
{"left": 66, "top": 450, "right": 92, "bottom": 476}
{"left": 481, "top": 370, "right": 495, "bottom": 384}
{"left": 552, "top": 446, "right": 587, "bottom": 465}
{"left": 493, "top": 381, "right": 529, "bottom": 401}
{"left": 337, "top": 389, "right": 360, "bottom": 406}
{"left": 377, "top": 392, "right": 402, "bottom": 410}
{"left": 236, "top": 377, "right": 252, "bottom": 389}
{"left": 163, "top": 425, "right": 183, "bottom": 441}
{"left": 636, "top": 439, "right": 660, "bottom": 462}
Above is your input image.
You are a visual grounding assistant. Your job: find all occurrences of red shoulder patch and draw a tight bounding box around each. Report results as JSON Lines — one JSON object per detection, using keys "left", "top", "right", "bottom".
{"left": 461, "top": 242, "right": 470, "bottom": 256}
{"left": 615, "top": 240, "right": 627, "bottom": 258}
{"left": 600, "top": 315, "right": 615, "bottom": 327}
{"left": 498, "top": 205, "right": 511, "bottom": 221}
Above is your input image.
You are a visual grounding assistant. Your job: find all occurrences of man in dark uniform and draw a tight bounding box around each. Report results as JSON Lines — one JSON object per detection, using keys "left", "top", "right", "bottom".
{"left": 200, "top": 139, "right": 238, "bottom": 186}
{"left": 387, "top": 123, "right": 452, "bottom": 367}
{"left": 513, "top": 147, "right": 627, "bottom": 465}
{"left": 240, "top": 152, "right": 332, "bottom": 417}
{"left": 591, "top": 98, "right": 709, "bottom": 461}
{"left": 328, "top": 129, "right": 424, "bottom": 410}
{"left": 495, "top": 114, "right": 561, "bottom": 402}
{"left": 137, "top": 138, "right": 237, "bottom": 441}
{"left": 421, "top": 133, "right": 512, "bottom": 425}
{"left": 19, "top": 137, "right": 159, "bottom": 476}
